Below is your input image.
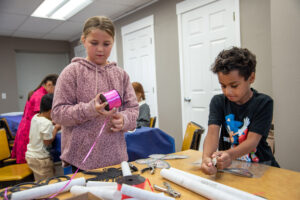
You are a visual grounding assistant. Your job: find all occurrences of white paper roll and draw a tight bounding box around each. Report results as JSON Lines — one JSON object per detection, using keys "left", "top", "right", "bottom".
{"left": 121, "top": 184, "right": 175, "bottom": 200}
{"left": 86, "top": 181, "right": 118, "bottom": 188}
{"left": 168, "top": 168, "right": 264, "bottom": 200}
{"left": 70, "top": 186, "right": 117, "bottom": 200}
{"left": 11, "top": 177, "right": 86, "bottom": 200}
{"left": 121, "top": 161, "right": 132, "bottom": 176}
{"left": 160, "top": 169, "right": 238, "bottom": 200}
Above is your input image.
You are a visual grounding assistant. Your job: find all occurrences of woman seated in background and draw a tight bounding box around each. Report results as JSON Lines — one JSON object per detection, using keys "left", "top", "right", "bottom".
{"left": 11, "top": 74, "right": 58, "bottom": 163}
{"left": 132, "top": 82, "right": 150, "bottom": 128}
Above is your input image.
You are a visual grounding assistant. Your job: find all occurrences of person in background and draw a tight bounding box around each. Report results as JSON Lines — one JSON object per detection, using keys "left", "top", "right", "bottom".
{"left": 12, "top": 74, "right": 58, "bottom": 163}
{"left": 26, "top": 94, "right": 61, "bottom": 181}
{"left": 51, "top": 16, "right": 138, "bottom": 172}
{"left": 201, "top": 47, "right": 279, "bottom": 175}
{"left": 132, "top": 82, "right": 150, "bottom": 128}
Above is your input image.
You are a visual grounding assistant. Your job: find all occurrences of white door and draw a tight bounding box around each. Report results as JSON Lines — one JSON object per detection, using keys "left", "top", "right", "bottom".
{"left": 122, "top": 15, "right": 158, "bottom": 125}
{"left": 177, "top": 0, "right": 240, "bottom": 150}
{"left": 16, "top": 52, "right": 69, "bottom": 111}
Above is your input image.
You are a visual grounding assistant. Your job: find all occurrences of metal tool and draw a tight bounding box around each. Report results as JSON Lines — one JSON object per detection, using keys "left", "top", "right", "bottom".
{"left": 153, "top": 182, "right": 181, "bottom": 198}
{"left": 141, "top": 163, "right": 156, "bottom": 174}
{"left": 219, "top": 168, "right": 253, "bottom": 178}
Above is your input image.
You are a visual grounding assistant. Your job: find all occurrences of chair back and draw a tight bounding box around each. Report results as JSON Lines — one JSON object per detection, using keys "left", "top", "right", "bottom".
{"left": 181, "top": 121, "right": 205, "bottom": 151}
{"left": 149, "top": 117, "right": 156, "bottom": 128}
{"left": 0, "top": 118, "right": 14, "bottom": 140}
{"left": 0, "top": 128, "right": 11, "bottom": 161}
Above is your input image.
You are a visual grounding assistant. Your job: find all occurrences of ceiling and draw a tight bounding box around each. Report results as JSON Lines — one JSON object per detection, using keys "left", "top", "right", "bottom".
{"left": 0, "top": 0, "right": 156, "bottom": 42}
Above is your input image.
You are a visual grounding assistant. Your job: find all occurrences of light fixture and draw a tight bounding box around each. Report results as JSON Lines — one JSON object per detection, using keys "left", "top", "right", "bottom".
{"left": 31, "top": 0, "right": 94, "bottom": 20}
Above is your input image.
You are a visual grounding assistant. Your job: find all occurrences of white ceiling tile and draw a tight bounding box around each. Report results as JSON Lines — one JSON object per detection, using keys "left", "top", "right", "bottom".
{"left": 12, "top": 30, "right": 44, "bottom": 39}
{"left": 68, "top": 1, "right": 127, "bottom": 23}
{"left": 0, "top": 0, "right": 157, "bottom": 40}
{"left": 0, "top": 29, "right": 14, "bottom": 36}
{"left": 50, "top": 21, "right": 82, "bottom": 35}
{"left": 0, "top": 0, "right": 43, "bottom": 15}
{"left": 18, "top": 17, "right": 63, "bottom": 34}
{"left": 42, "top": 33, "right": 72, "bottom": 41}
{"left": 0, "top": 13, "right": 27, "bottom": 30}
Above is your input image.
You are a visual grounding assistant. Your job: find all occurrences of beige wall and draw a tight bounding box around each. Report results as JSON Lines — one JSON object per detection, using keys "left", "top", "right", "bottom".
{"left": 114, "top": 0, "right": 184, "bottom": 151}
{"left": 271, "top": 0, "right": 300, "bottom": 171}
{"left": 240, "top": 0, "right": 272, "bottom": 96}
{"left": 0, "top": 36, "right": 71, "bottom": 113}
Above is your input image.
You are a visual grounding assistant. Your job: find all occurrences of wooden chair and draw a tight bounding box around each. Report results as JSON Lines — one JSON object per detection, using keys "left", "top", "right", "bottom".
{"left": 149, "top": 117, "right": 156, "bottom": 128}
{"left": 181, "top": 121, "right": 205, "bottom": 151}
{"left": 0, "top": 128, "right": 33, "bottom": 188}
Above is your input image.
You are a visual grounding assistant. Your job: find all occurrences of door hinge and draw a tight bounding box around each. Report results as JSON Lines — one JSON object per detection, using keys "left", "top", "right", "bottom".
{"left": 233, "top": 12, "right": 235, "bottom": 21}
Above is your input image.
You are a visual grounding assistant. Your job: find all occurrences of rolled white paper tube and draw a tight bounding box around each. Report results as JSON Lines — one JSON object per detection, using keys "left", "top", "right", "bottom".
{"left": 121, "top": 184, "right": 175, "bottom": 200}
{"left": 169, "top": 168, "right": 264, "bottom": 200}
{"left": 70, "top": 186, "right": 117, "bottom": 200}
{"left": 86, "top": 181, "right": 118, "bottom": 188}
{"left": 121, "top": 161, "right": 132, "bottom": 176}
{"left": 11, "top": 177, "right": 86, "bottom": 200}
{"left": 160, "top": 169, "right": 239, "bottom": 200}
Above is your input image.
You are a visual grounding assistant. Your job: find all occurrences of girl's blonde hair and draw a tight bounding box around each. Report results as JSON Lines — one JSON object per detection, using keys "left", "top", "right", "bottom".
{"left": 81, "top": 16, "right": 115, "bottom": 40}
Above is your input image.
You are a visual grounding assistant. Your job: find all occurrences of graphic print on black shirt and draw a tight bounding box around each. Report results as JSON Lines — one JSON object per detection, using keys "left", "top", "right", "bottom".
{"left": 225, "top": 114, "right": 259, "bottom": 162}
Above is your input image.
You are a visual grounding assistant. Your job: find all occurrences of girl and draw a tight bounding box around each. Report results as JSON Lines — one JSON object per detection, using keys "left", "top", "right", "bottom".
{"left": 52, "top": 16, "right": 139, "bottom": 171}
{"left": 132, "top": 82, "right": 151, "bottom": 128}
{"left": 12, "top": 74, "right": 58, "bottom": 163}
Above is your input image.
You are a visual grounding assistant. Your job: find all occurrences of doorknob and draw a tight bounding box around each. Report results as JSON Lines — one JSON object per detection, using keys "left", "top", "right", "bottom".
{"left": 184, "top": 97, "right": 191, "bottom": 102}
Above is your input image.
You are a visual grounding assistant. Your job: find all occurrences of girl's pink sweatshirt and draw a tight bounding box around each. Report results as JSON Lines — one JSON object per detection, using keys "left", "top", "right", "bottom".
{"left": 52, "top": 57, "right": 139, "bottom": 170}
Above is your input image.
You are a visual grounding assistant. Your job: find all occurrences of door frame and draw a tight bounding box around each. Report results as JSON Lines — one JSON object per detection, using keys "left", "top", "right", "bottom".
{"left": 121, "top": 15, "right": 159, "bottom": 126}
{"left": 176, "top": 0, "right": 241, "bottom": 137}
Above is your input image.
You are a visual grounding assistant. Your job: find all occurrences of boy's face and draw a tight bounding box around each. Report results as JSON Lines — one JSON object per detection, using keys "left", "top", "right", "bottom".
{"left": 218, "top": 70, "right": 255, "bottom": 105}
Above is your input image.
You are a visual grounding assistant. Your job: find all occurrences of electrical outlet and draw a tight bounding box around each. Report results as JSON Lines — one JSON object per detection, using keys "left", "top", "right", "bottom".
{"left": 2, "top": 93, "right": 6, "bottom": 99}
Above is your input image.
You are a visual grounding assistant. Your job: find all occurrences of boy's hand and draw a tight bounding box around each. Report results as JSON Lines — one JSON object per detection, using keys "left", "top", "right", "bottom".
{"left": 94, "top": 94, "right": 117, "bottom": 116}
{"left": 212, "top": 151, "right": 232, "bottom": 169}
{"left": 201, "top": 157, "right": 217, "bottom": 175}
{"left": 110, "top": 113, "right": 124, "bottom": 132}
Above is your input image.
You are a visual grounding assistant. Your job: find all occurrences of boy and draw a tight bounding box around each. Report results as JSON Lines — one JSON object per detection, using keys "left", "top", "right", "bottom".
{"left": 25, "top": 94, "right": 61, "bottom": 181}
{"left": 201, "top": 47, "right": 279, "bottom": 175}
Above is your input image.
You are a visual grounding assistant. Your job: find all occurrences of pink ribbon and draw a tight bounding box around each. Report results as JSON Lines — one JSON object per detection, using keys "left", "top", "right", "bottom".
{"left": 49, "top": 118, "right": 109, "bottom": 199}
{"left": 4, "top": 187, "right": 8, "bottom": 200}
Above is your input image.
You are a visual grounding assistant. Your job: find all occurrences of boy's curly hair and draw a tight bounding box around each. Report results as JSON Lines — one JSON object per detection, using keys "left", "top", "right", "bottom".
{"left": 211, "top": 47, "right": 256, "bottom": 80}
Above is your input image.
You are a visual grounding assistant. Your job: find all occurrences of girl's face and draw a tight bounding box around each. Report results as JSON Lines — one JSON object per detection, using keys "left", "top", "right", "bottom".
{"left": 218, "top": 70, "right": 255, "bottom": 105}
{"left": 44, "top": 81, "right": 55, "bottom": 94}
{"left": 82, "top": 29, "right": 114, "bottom": 66}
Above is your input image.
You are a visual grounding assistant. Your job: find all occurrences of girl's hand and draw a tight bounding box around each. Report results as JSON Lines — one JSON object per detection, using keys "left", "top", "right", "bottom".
{"left": 54, "top": 124, "right": 61, "bottom": 131}
{"left": 212, "top": 151, "right": 232, "bottom": 169}
{"left": 201, "top": 157, "right": 217, "bottom": 175}
{"left": 111, "top": 113, "right": 124, "bottom": 132}
{"left": 94, "top": 94, "right": 116, "bottom": 116}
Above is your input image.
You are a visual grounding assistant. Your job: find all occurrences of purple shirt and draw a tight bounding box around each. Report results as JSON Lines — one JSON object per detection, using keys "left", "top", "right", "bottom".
{"left": 52, "top": 58, "right": 139, "bottom": 170}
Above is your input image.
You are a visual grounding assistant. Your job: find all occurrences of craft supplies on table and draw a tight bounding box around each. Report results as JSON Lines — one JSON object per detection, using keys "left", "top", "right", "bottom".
{"left": 10, "top": 177, "right": 86, "bottom": 200}
{"left": 160, "top": 168, "right": 265, "bottom": 200}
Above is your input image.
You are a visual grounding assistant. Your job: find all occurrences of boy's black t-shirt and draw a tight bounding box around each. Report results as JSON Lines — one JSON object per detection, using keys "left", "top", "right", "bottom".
{"left": 208, "top": 88, "right": 279, "bottom": 166}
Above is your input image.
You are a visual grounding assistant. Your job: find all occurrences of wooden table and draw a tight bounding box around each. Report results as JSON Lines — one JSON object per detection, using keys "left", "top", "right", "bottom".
{"left": 46, "top": 150, "right": 300, "bottom": 199}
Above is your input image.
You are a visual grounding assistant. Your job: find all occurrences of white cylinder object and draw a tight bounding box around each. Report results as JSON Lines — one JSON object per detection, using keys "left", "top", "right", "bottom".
{"left": 121, "top": 184, "right": 175, "bottom": 200}
{"left": 121, "top": 161, "right": 132, "bottom": 176}
{"left": 11, "top": 177, "right": 86, "bottom": 200}
{"left": 86, "top": 181, "right": 118, "bottom": 188}
{"left": 168, "top": 168, "right": 264, "bottom": 200}
{"left": 70, "top": 186, "right": 117, "bottom": 200}
{"left": 160, "top": 168, "right": 240, "bottom": 200}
